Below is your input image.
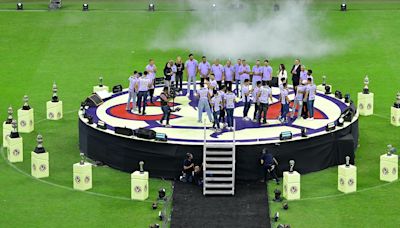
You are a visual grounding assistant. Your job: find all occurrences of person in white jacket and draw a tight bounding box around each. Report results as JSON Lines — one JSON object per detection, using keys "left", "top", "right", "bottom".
{"left": 277, "top": 63, "right": 288, "bottom": 85}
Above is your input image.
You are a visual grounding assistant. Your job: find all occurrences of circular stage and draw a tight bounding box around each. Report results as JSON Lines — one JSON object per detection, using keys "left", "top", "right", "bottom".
{"left": 79, "top": 82, "right": 359, "bottom": 180}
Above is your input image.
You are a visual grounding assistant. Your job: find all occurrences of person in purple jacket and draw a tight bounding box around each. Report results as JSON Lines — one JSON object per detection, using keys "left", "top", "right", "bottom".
{"left": 185, "top": 53, "right": 198, "bottom": 96}
{"left": 234, "top": 59, "right": 242, "bottom": 97}
{"left": 198, "top": 56, "right": 211, "bottom": 88}
{"left": 224, "top": 60, "right": 235, "bottom": 92}
{"left": 262, "top": 59, "right": 273, "bottom": 86}
{"left": 252, "top": 60, "right": 263, "bottom": 89}
{"left": 211, "top": 59, "right": 224, "bottom": 89}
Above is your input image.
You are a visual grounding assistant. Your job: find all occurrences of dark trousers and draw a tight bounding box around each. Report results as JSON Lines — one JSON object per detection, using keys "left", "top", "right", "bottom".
{"left": 292, "top": 76, "right": 299, "bottom": 95}
{"left": 302, "top": 101, "right": 309, "bottom": 118}
{"left": 160, "top": 105, "right": 171, "bottom": 124}
{"left": 200, "top": 77, "right": 209, "bottom": 87}
{"left": 281, "top": 103, "right": 289, "bottom": 121}
{"left": 176, "top": 73, "right": 183, "bottom": 91}
{"left": 212, "top": 110, "right": 220, "bottom": 128}
{"left": 258, "top": 103, "right": 269, "bottom": 123}
{"left": 137, "top": 91, "right": 148, "bottom": 113}
{"left": 225, "top": 81, "right": 232, "bottom": 92}
{"left": 253, "top": 103, "right": 259, "bottom": 119}
{"left": 219, "top": 108, "right": 226, "bottom": 123}
{"left": 264, "top": 165, "right": 279, "bottom": 182}
{"left": 226, "top": 108, "right": 234, "bottom": 127}
{"left": 243, "top": 97, "right": 251, "bottom": 117}
{"left": 149, "top": 88, "right": 155, "bottom": 103}
{"left": 217, "top": 80, "right": 222, "bottom": 89}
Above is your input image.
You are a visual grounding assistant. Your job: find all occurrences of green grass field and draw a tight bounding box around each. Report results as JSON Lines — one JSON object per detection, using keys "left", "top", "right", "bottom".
{"left": 0, "top": 0, "right": 400, "bottom": 227}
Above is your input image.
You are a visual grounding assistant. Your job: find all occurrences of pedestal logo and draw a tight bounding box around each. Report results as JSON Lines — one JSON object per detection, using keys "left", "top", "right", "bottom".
{"left": 367, "top": 103, "right": 372, "bottom": 110}
{"left": 13, "top": 148, "right": 20, "bottom": 156}
{"left": 392, "top": 167, "right": 397, "bottom": 175}
{"left": 29, "top": 120, "right": 33, "bottom": 126}
{"left": 57, "top": 112, "right": 62, "bottom": 118}
{"left": 359, "top": 103, "right": 364, "bottom": 110}
{"left": 84, "top": 176, "right": 90, "bottom": 183}
{"left": 48, "top": 112, "right": 54, "bottom": 119}
{"left": 339, "top": 177, "right": 345, "bottom": 186}
{"left": 382, "top": 167, "right": 389, "bottom": 175}
{"left": 39, "top": 164, "right": 47, "bottom": 172}
{"left": 75, "top": 176, "right": 81, "bottom": 184}
{"left": 348, "top": 178, "right": 355, "bottom": 186}
{"left": 290, "top": 186, "right": 298, "bottom": 194}
{"left": 32, "top": 164, "right": 36, "bottom": 171}
{"left": 134, "top": 186, "right": 142, "bottom": 193}
{"left": 20, "top": 120, "right": 26, "bottom": 127}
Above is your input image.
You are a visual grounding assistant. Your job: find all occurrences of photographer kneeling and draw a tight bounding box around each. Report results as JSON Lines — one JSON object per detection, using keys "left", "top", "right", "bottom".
{"left": 159, "top": 87, "right": 171, "bottom": 127}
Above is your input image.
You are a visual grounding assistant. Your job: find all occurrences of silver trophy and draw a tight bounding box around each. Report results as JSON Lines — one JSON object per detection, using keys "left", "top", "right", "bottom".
{"left": 387, "top": 144, "right": 397, "bottom": 156}
{"left": 34, "top": 134, "right": 46, "bottom": 153}
{"left": 363, "top": 75, "right": 369, "bottom": 94}
{"left": 6, "top": 106, "right": 13, "bottom": 124}
{"left": 322, "top": 75, "right": 326, "bottom": 86}
{"left": 345, "top": 156, "right": 350, "bottom": 167}
{"left": 139, "top": 161, "right": 145, "bottom": 173}
{"left": 80, "top": 152, "right": 86, "bottom": 165}
{"left": 394, "top": 92, "right": 400, "bottom": 108}
{"left": 22, "top": 95, "right": 31, "bottom": 110}
{"left": 10, "top": 119, "right": 19, "bottom": 138}
{"left": 52, "top": 82, "right": 59, "bottom": 102}
{"left": 289, "top": 160, "right": 295, "bottom": 173}
{"left": 99, "top": 76, "right": 104, "bottom": 87}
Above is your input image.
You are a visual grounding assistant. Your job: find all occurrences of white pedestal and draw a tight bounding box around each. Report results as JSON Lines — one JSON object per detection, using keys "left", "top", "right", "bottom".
{"left": 31, "top": 152, "right": 49, "bottom": 178}
{"left": 131, "top": 171, "right": 149, "bottom": 201}
{"left": 6, "top": 136, "right": 23, "bottom": 163}
{"left": 338, "top": 164, "right": 357, "bottom": 193}
{"left": 317, "top": 84, "right": 332, "bottom": 92}
{"left": 391, "top": 107, "right": 400, "bottom": 127}
{"left": 46, "top": 101, "right": 63, "bottom": 120}
{"left": 283, "top": 171, "right": 301, "bottom": 200}
{"left": 93, "top": 85, "right": 109, "bottom": 93}
{"left": 2, "top": 122, "right": 12, "bottom": 148}
{"left": 73, "top": 162, "right": 92, "bottom": 191}
{"left": 357, "top": 92, "right": 374, "bottom": 116}
{"left": 17, "top": 108, "right": 34, "bottom": 133}
{"left": 380, "top": 154, "right": 398, "bottom": 182}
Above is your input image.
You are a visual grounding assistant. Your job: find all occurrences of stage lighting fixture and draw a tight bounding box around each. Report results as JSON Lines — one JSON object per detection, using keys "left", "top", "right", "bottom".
{"left": 82, "top": 3, "right": 89, "bottom": 11}
{"left": 148, "top": 3, "right": 155, "bottom": 11}
{"left": 158, "top": 188, "right": 166, "bottom": 200}
{"left": 301, "top": 128, "right": 307, "bottom": 137}
{"left": 341, "top": 3, "right": 347, "bottom": 11}
{"left": 279, "top": 131, "right": 292, "bottom": 141}
{"left": 158, "top": 211, "right": 164, "bottom": 221}
{"left": 325, "top": 85, "right": 331, "bottom": 95}
{"left": 335, "top": 90, "right": 343, "bottom": 99}
{"left": 283, "top": 202, "right": 289, "bottom": 210}
{"left": 337, "top": 116, "right": 345, "bottom": 127}
{"left": 274, "top": 212, "right": 280, "bottom": 222}
{"left": 273, "top": 189, "right": 282, "bottom": 202}
{"left": 152, "top": 202, "right": 158, "bottom": 210}
{"left": 155, "top": 132, "right": 168, "bottom": 141}
{"left": 344, "top": 93, "right": 350, "bottom": 103}
{"left": 17, "top": 2, "right": 23, "bottom": 10}
{"left": 325, "top": 122, "right": 336, "bottom": 131}
{"left": 97, "top": 120, "right": 107, "bottom": 130}
{"left": 87, "top": 115, "right": 93, "bottom": 124}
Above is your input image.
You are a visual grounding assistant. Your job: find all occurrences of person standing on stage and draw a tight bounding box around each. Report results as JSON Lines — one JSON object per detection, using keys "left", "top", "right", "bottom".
{"left": 170, "top": 60, "right": 177, "bottom": 90}
{"left": 290, "top": 59, "right": 301, "bottom": 94}
{"left": 299, "top": 65, "right": 307, "bottom": 82}
{"left": 225, "top": 87, "right": 236, "bottom": 131}
{"left": 262, "top": 59, "right": 273, "bottom": 86}
{"left": 126, "top": 71, "right": 139, "bottom": 112}
{"left": 306, "top": 77, "right": 317, "bottom": 120}
{"left": 239, "top": 59, "right": 250, "bottom": 86}
{"left": 277, "top": 63, "right": 287, "bottom": 86}
{"left": 210, "top": 90, "right": 222, "bottom": 132}
{"left": 159, "top": 87, "right": 172, "bottom": 127}
{"left": 197, "top": 84, "right": 213, "bottom": 123}
{"left": 218, "top": 85, "right": 227, "bottom": 126}
{"left": 208, "top": 73, "right": 218, "bottom": 95}
{"left": 234, "top": 59, "right": 242, "bottom": 97}
{"left": 163, "top": 61, "right": 173, "bottom": 93}
{"left": 290, "top": 80, "right": 307, "bottom": 120}
{"left": 211, "top": 59, "right": 224, "bottom": 89}
{"left": 252, "top": 81, "right": 262, "bottom": 122}
{"left": 136, "top": 71, "right": 151, "bottom": 115}
{"left": 175, "top": 56, "right": 185, "bottom": 92}
{"left": 279, "top": 83, "right": 290, "bottom": 124}
{"left": 185, "top": 54, "right": 198, "bottom": 96}
{"left": 257, "top": 81, "right": 273, "bottom": 124}
{"left": 307, "top": 69, "right": 314, "bottom": 83}
{"left": 223, "top": 60, "right": 234, "bottom": 92}
{"left": 198, "top": 56, "right": 211, "bottom": 88}
{"left": 146, "top": 59, "right": 157, "bottom": 104}
{"left": 252, "top": 60, "right": 263, "bottom": 89}
{"left": 242, "top": 79, "right": 251, "bottom": 121}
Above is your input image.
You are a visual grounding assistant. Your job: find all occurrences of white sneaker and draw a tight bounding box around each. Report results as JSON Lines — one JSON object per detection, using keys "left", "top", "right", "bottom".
{"left": 165, "top": 124, "right": 171, "bottom": 128}
{"left": 310, "top": 117, "right": 314, "bottom": 120}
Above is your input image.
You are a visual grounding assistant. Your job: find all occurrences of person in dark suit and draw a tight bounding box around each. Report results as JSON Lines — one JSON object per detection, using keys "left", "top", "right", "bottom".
{"left": 290, "top": 59, "right": 301, "bottom": 94}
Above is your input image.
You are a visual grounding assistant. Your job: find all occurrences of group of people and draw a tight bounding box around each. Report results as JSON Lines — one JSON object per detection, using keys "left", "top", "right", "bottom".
{"left": 126, "top": 54, "right": 317, "bottom": 129}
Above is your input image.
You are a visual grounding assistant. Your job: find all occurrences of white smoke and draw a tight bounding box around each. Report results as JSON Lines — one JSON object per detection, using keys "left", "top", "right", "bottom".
{"left": 150, "top": 0, "right": 333, "bottom": 59}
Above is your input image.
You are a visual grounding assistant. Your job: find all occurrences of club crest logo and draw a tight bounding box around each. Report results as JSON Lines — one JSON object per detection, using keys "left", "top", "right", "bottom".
{"left": 339, "top": 177, "right": 345, "bottom": 186}
{"left": 48, "top": 112, "right": 54, "bottom": 119}
{"left": 75, "top": 176, "right": 81, "bottom": 184}
{"left": 359, "top": 103, "right": 364, "bottom": 110}
{"left": 392, "top": 167, "right": 397, "bottom": 175}
{"left": 57, "top": 112, "right": 62, "bottom": 118}
{"left": 84, "top": 176, "right": 90, "bottom": 183}
{"left": 382, "top": 167, "right": 389, "bottom": 175}
{"left": 20, "top": 120, "right": 26, "bottom": 127}
{"left": 39, "top": 164, "right": 47, "bottom": 172}
{"left": 367, "top": 103, "right": 372, "bottom": 110}
{"left": 348, "top": 178, "right": 355, "bottom": 186}
{"left": 134, "top": 186, "right": 142, "bottom": 193}
{"left": 290, "top": 186, "right": 298, "bottom": 194}
{"left": 13, "top": 149, "right": 20, "bottom": 156}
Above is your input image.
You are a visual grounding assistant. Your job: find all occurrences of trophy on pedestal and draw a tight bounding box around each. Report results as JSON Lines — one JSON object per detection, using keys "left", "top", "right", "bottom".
{"left": 10, "top": 120, "right": 20, "bottom": 138}
{"left": 363, "top": 75, "right": 369, "bottom": 94}
{"left": 345, "top": 156, "right": 350, "bottom": 167}
{"left": 52, "top": 82, "right": 59, "bottom": 102}
{"left": 80, "top": 152, "right": 86, "bottom": 165}
{"left": 99, "top": 76, "right": 104, "bottom": 87}
{"left": 31, "top": 134, "right": 49, "bottom": 178}
{"left": 394, "top": 92, "right": 400, "bottom": 108}
{"left": 22, "top": 95, "right": 31, "bottom": 110}
{"left": 3, "top": 107, "right": 14, "bottom": 148}
{"left": 139, "top": 161, "right": 145, "bottom": 173}
{"left": 7, "top": 119, "right": 24, "bottom": 163}
{"left": 387, "top": 145, "right": 397, "bottom": 156}
{"left": 6, "top": 106, "right": 13, "bottom": 124}
{"left": 289, "top": 160, "right": 295, "bottom": 173}
{"left": 34, "top": 135, "right": 46, "bottom": 153}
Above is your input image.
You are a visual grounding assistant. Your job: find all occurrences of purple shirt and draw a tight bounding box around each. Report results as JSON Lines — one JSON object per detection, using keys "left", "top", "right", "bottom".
{"left": 224, "top": 65, "right": 234, "bottom": 81}
{"left": 128, "top": 75, "right": 138, "bottom": 92}
{"left": 198, "top": 87, "right": 209, "bottom": 100}
{"left": 225, "top": 92, "right": 236, "bottom": 109}
{"left": 262, "top": 66, "right": 273, "bottom": 81}
{"left": 300, "top": 71, "right": 308, "bottom": 82}
{"left": 185, "top": 59, "right": 198, "bottom": 77}
{"left": 307, "top": 84, "right": 317, "bottom": 100}
{"left": 211, "top": 64, "right": 224, "bottom": 81}
{"left": 234, "top": 63, "right": 242, "bottom": 81}
{"left": 241, "top": 85, "right": 250, "bottom": 102}
{"left": 252, "top": 65, "right": 263, "bottom": 82}
{"left": 239, "top": 65, "right": 250, "bottom": 81}
{"left": 198, "top": 61, "right": 211, "bottom": 77}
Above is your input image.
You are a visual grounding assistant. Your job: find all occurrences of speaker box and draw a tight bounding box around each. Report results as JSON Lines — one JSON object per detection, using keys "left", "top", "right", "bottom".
{"left": 114, "top": 127, "right": 133, "bottom": 136}
{"left": 112, "top": 85, "right": 123, "bottom": 93}
{"left": 135, "top": 128, "right": 156, "bottom": 140}
{"left": 85, "top": 94, "right": 104, "bottom": 107}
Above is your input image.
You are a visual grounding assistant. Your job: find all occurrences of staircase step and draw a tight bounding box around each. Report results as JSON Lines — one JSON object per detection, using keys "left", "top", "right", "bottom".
{"left": 205, "top": 177, "right": 234, "bottom": 181}
{"left": 205, "top": 157, "right": 233, "bottom": 162}
{"left": 205, "top": 164, "right": 233, "bottom": 168}
{"left": 204, "top": 190, "right": 234, "bottom": 195}
{"left": 205, "top": 183, "right": 233, "bottom": 188}
{"left": 205, "top": 170, "right": 233, "bottom": 175}
{"left": 205, "top": 144, "right": 234, "bottom": 149}
{"left": 205, "top": 151, "right": 234, "bottom": 155}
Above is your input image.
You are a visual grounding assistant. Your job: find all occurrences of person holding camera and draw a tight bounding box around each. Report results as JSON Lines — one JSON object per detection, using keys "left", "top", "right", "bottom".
{"left": 159, "top": 87, "right": 172, "bottom": 127}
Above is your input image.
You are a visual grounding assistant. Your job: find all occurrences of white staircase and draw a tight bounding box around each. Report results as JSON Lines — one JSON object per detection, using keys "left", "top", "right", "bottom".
{"left": 203, "top": 121, "right": 236, "bottom": 195}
